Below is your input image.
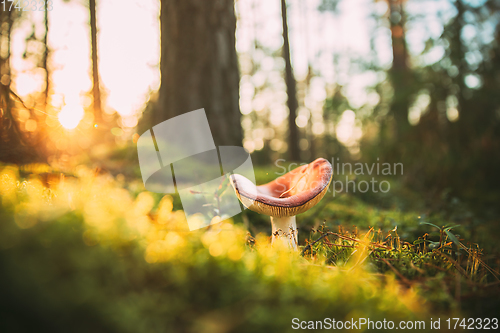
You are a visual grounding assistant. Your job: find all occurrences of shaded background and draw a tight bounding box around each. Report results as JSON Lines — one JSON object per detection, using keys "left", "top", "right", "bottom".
{"left": 2, "top": 0, "right": 500, "bottom": 197}
{"left": 1, "top": 0, "right": 500, "bottom": 331}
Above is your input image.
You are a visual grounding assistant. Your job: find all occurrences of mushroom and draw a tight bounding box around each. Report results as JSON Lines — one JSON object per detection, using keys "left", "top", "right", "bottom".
{"left": 231, "top": 158, "right": 333, "bottom": 249}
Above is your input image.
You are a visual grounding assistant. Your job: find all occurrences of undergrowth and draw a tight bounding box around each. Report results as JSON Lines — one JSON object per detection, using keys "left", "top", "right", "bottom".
{"left": 1, "top": 163, "right": 499, "bottom": 332}
{"left": 301, "top": 222, "right": 500, "bottom": 316}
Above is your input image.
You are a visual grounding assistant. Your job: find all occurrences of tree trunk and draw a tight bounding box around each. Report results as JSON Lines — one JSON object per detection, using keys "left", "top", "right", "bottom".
{"left": 0, "top": 10, "right": 39, "bottom": 163}
{"left": 155, "top": 0, "right": 242, "bottom": 147}
{"left": 0, "top": 9, "right": 12, "bottom": 85}
{"left": 1, "top": 9, "right": 15, "bottom": 158}
{"left": 89, "top": 0, "right": 102, "bottom": 124}
{"left": 43, "top": 8, "right": 50, "bottom": 107}
{"left": 387, "top": 0, "right": 411, "bottom": 142}
{"left": 281, "top": 0, "right": 300, "bottom": 161}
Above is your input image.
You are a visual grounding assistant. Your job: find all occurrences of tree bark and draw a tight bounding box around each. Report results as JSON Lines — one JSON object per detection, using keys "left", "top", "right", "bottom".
{"left": 387, "top": 0, "right": 411, "bottom": 142}
{"left": 89, "top": 0, "right": 102, "bottom": 124}
{"left": 0, "top": 10, "right": 39, "bottom": 163}
{"left": 156, "top": 0, "right": 242, "bottom": 147}
{"left": 281, "top": 0, "right": 300, "bottom": 161}
{"left": 43, "top": 7, "right": 50, "bottom": 107}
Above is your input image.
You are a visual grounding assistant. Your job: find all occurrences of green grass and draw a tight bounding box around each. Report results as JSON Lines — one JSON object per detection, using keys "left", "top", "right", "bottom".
{"left": 1, "top": 163, "right": 499, "bottom": 332}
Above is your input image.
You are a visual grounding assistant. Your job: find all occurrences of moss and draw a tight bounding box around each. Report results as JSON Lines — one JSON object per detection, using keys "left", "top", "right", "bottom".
{"left": 0, "top": 164, "right": 499, "bottom": 332}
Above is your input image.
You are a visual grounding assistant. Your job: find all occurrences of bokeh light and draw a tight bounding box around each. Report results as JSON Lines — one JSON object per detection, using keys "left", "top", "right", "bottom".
{"left": 58, "top": 104, "right": 84, "bottom": 130}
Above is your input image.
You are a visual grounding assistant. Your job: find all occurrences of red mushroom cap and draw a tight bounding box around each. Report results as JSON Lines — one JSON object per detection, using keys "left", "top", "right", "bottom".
{"left": 231, "top": 158, "right": 333, "bottom": 217}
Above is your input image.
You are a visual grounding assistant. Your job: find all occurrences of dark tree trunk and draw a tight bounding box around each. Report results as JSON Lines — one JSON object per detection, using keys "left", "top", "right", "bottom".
{"left": 0, "top": 9, "right": 15, "bottom": 158}
{"left": 387, "top": 0, "right": 412, "bottom": 142}
{"left": 281, "top": 0, "right": 300, "bottom": 161}
{"left": 0, "top": 10, "right": 39, "bottom": 163}
{"left": 89, "top": 0, "right": 102, "bottom": 124}
{"left": 43, "top": 8, "right": 49, "bottom": 106}
{"left": 305, "top": 66, "right": 316, "bottom": 159}
{"left": 0, "top": 9, "right": 12, "bottom": 85}
{"left": 155, "top": 0, "right": 242, "bottom": 147}
{"left": 450, "top": 1, "right": 470, "bottom": 149}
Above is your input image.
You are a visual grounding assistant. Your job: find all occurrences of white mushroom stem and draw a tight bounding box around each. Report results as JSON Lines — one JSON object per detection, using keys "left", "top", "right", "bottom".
{"left": 270, "top": 216, "right": 297, "bottom": 250}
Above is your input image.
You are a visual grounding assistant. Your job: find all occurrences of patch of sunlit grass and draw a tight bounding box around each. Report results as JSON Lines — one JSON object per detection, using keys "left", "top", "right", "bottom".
{"left": 2, "top": 164, "right": 498, "bottom": 331}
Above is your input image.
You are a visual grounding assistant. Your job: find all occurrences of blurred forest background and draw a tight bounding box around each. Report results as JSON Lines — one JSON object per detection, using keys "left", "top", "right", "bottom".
{"left": 1, "top": 0, "right": 500, "bottom": 198}
{"left": 1, "top": 0, "right": 500, "bottom": 331}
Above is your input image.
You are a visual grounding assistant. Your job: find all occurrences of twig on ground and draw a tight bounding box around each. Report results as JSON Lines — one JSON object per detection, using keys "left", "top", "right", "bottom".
{"left": 435, "top": 251, "right": 469, "bottom": 279}
{"left": 301, "top": 233, "right": 330, "bottom": 256}
{"left": 380, "top": 258, "right": 413, "bottom": 287}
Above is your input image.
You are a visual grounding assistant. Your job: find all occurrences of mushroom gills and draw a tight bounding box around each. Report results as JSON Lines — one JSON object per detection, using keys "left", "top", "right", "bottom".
{"left": 230, "top": 158, "right": 333, "bottom": 250}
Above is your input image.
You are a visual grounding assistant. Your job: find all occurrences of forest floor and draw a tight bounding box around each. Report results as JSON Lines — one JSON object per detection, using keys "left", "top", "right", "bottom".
{"left": 1, "top": 157, "right": 499, "bottom": 332}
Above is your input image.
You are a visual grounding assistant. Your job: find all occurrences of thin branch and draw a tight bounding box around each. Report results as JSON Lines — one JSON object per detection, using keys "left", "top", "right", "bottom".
{"left": 435, "top": 251, "right": 470, "bottom": 280}
{"left": 380, "top": 258, "right": 412, "bottom": 287}
{"left": 301, "top": 233, "right": 330, "bottom": 256}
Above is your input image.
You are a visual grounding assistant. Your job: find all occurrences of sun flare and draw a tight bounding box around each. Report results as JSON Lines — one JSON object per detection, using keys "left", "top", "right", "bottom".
{"left": 58, "top": 104, "right": 84, "bottom": 130}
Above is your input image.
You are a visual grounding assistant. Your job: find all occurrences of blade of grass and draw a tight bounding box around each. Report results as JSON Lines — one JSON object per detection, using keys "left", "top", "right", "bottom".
{"left": 419, "top": 221, "right": 441, "bottom": 229}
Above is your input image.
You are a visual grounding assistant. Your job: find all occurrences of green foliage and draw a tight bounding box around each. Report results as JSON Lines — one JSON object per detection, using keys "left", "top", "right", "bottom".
{"left": 301, "top": 221, "right": 500, "bottom": 316}
{"left": 1, "top": 164, "right": 499, "bottom": 332}
{"left": 1, "top": 165, "right": 432, "bottom": 332}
